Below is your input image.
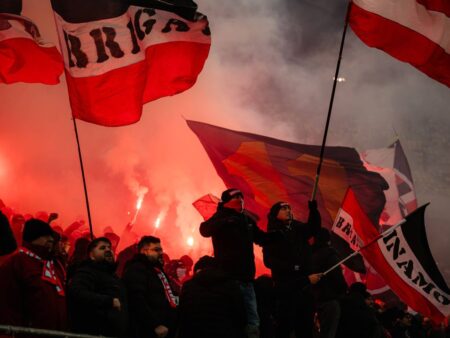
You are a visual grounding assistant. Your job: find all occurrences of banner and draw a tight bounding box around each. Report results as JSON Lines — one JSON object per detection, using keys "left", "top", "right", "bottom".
{"left": 350, "top": 0, "right": 450, "bottom": 88}
{"left": 0, "top": 0, "right": 63, "bottom": 84}
{"left": 344, "top": 188, "right": 450, "bottom": 323}
{"left": 52, "top": 0, "right": 211, "bottom": 126}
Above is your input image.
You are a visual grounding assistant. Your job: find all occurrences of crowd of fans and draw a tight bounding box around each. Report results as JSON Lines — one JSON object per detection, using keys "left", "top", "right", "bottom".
{"left": 0, "top": 194, "right": 449, "bottom": 338}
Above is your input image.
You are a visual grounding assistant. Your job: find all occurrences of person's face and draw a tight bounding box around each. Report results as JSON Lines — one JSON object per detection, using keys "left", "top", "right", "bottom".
{"left": 224, "top": 195, "right": 244, "bottom": 212}
{"left": 31, "top": 235, "right": 55, "bottom": 252}
{"left": 276, "top": 205, "right": 292, "bottom": 222}
{"left": 89, "top": 241, "right": 114, "bottom": 263}
{"left": 140, "top": 242, "right": 163, "bottom": 264}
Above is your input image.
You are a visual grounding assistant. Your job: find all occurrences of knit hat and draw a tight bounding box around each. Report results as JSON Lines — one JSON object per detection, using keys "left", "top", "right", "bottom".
{"left": 268, "top": 201, "right": 290, "bottom": 220}
{"left": 194, "top": 255, "right": 216, "bottom": 272}
{"left": 22, "top": 219, "right": 57, "bottom": 243}
{"left": 220, "top": 188, "right": 243, "bottom": 203}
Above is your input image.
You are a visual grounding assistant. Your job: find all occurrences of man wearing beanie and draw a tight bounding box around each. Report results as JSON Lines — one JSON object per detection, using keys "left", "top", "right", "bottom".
{"left": 263, "top": 200, "right": 322, "bottom": 338}
{"left": 0, "top": 219, "right": 67, "bottom": 331}
{"left": 200, "top": 188, "right": 279, "bottom": 338}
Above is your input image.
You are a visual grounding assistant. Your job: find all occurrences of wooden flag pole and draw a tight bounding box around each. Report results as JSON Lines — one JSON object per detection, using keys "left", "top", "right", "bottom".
{"left": 311, "top": 3, "right": 352, "bottom": 201}
{"left": 72, "top": 118, "right": 94, "bottom": 240}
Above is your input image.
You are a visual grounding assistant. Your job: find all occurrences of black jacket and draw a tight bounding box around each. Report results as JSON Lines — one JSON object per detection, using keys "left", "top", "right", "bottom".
{"left": 311, "top": 243, "right": 347, "bottom": 303}
{"left": 0, "top": 211, "right": 16, "bottom": 256}
{"left": 200, "top": 207, "right": 274, "bottom": 282}
{"left": 178, "top": 268, "right": 246, "bottom": 338}
{"left": 122, "top": 254, "right": 177, "bottom": 338}
{"left": 263, "top": 202, "right": 321, "bottom": 288}
{"left": 67, "top": 260, "right": 128, "bottom": 337}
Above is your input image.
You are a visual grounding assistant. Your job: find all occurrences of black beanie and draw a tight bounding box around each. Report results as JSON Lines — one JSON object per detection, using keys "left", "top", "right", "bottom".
{"left": 220, "top": 188, "right": 243, "bottom": 203}
{"left": 268, "top": 201, "right": 290, "bottom": 220}
{"left": 194, "top": 255, "right": 216, "bottom": 272}
{"left": 22, "top": 219, "right": 56, "bottom": 243}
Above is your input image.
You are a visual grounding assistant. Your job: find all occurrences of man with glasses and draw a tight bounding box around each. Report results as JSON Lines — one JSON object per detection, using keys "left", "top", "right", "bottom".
{"left": 123, "top": 236, "right": 177, "bottom": 338}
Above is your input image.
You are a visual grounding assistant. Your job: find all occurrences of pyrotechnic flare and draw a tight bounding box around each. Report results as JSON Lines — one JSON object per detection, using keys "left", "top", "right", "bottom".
{"left": 187, "top": 236, "right": 194, "bottom": 247}
{"left": 131, "top": 195, "right": 144, "bottom": 225}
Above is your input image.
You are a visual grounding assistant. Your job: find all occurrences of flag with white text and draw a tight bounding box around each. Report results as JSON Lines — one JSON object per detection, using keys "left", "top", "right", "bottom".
{"left": 343, "top": 188, "right": 450, "bottom": 323}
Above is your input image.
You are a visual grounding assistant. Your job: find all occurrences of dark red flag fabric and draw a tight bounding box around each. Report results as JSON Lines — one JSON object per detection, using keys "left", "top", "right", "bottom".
{"left": 187, "top": 120, "right": 388, "bottom": 232}
{"left": 0, "top": 0, "right": 63, "bottom": 84}
{"left": 51, "top": 0, "right": 211, "bottom": 126}
{"left": 349, "top": 0, "right": 450, "bottom": 88}
{"left": 343, "top": 188, "right": 450, "bottom": 323}
{"left": 345, "top": 140, "right": 419, "bottom": 298}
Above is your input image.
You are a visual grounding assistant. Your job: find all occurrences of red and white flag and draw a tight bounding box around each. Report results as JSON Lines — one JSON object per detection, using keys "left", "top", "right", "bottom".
{"left": 0, "top": 0, "right": 63, "bottom": 84}
{"left": 51, "top": 0, "right": 211, "bottom": 126}
{"left": 341, "top": 188, "right": 450, "bottom": 323}
{"left": 350, "top": 0, "right": 450, "bottom": 88}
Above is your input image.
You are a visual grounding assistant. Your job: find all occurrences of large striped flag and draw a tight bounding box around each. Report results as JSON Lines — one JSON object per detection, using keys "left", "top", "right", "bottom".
{"left": 0, "top": 0, "right": 63, "bottom": 84}
{"left": 341, "top": 188, "right": 450, "bottom": 323}
{"left": 51, "top": 0, "right": 211, "bottom": 126}
{"left": 349, "top": 0, "right": 450, "bottom": 88}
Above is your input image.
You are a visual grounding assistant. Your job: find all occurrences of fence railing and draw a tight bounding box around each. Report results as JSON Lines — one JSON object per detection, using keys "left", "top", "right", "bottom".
{"left": 0, "top": 325, "right": 110, "bottom": 338}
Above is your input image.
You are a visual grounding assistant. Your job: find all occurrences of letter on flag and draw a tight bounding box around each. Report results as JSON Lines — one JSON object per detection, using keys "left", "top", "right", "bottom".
{"left": 51, "top": 0, "right": 211, "bottom": 126}
{"left": 349, "top": 0, "right": 450, "bottom": 88}
{"left": 0, "top": 0, "right": 63, "bottom": 84}
{"left": 342, "top": 188, "right": 450, "bottom": 323}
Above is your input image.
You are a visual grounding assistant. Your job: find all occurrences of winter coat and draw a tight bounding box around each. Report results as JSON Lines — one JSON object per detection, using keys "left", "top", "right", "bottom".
{"left": 0, "top": 211, "right": 16, "bottom": 256}
{"left": 200, "top": 207, "right": 274, "bottom": 282}
{"left": 178, "top": 267, "right": 247, "bottom": 338}
{"left": 122, "top": 254, "right": 177, "bottom": 338}
{"left": 67, "top": 259, "right": 128, "bottom": 337}
{"left": 0, "top": 242, "right": 67, "bottom": 331}
{"left": 311, "top": 243, "right": 347, "bottom": 303}
{"left": 336, "top": 291, "right": 383, "bottom": 338}
{"left": 263, "top": 203, "right": 321, "bottom": 289}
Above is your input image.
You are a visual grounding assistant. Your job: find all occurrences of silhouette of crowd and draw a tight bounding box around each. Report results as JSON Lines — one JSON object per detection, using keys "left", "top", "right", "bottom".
{"left": 0, "top": 194, "right": 449, "bottom": 338}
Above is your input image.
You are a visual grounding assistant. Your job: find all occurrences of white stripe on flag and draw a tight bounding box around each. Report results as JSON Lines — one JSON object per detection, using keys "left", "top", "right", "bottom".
{"left": 353, "top": 0, "right": 450, "bottom": 53}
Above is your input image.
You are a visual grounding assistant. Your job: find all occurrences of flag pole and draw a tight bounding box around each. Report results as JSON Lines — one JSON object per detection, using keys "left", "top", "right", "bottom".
{"left": 71, "top": 118, "right": 94, "bottom": 240}
{"left": 311, "top": 3, "right": 352, "bottom": 201}
{"left": 323, "top": 218, "right": 407, "bottom": 275}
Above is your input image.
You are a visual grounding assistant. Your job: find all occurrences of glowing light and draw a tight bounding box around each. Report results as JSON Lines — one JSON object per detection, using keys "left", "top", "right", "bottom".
{"left": 136, "top": 197, "right": 143, "bottom": 210}
{"left": 186, "top": 236, "right": 194, "bottom": 247}
{"left": 154, "top": 217, "right": 161, "bottom": 229}
{"left": 131, "top": 194, "right": 146, "bottom": 225}
{"left": 333, "top": 76, "right": 346, "bottom": 82}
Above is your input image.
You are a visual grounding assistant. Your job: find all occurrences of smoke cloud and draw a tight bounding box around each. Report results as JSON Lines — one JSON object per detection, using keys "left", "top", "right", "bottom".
{"left": 0, "top": 0, "right": 449, "bottom": 279}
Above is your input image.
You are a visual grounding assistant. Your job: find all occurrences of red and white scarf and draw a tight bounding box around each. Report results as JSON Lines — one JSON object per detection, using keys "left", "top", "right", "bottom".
{"left": 154, "top": 267, "right": 178, "bottom": 308}
{"left": 19, "top": 247, "right": 65, "bottom": 296}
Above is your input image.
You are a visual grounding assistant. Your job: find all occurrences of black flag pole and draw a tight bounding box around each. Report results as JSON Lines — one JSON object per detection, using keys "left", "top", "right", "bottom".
{"left": 72, "top": 118, "right": 94, "bottom": 240}
{"left": 311, "top": 3, "right": 352, "bottom": 201}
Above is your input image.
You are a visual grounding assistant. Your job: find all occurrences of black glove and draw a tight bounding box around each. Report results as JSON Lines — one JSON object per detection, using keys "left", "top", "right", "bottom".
{"left": 308, "top": 200, "right": 317, "bottom": 210}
